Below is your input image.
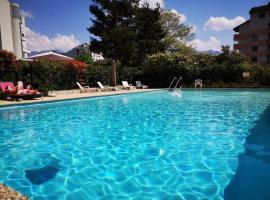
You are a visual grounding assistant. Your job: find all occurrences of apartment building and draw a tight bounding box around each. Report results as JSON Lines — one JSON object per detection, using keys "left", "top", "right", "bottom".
{"left": 65, "top": 43, "right": 104, "bottom": 62}
{"left": 0, "top": 0, "right": 29, "bottom": 59}
{"left": 233, "top": 2, "right": 270, "bottom": 66}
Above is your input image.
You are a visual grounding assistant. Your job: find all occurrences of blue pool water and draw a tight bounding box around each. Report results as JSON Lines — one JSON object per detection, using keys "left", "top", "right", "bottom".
{"left": 0, "top": 90, "right": 270, "bottom": 200}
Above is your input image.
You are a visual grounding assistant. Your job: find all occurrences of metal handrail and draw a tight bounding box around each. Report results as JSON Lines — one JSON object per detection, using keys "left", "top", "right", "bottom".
{"left": 173, "top": 77, "right": 182, "bottom": 92}
{"left": 168, "top": 77, "right": 177, "bottom": 91}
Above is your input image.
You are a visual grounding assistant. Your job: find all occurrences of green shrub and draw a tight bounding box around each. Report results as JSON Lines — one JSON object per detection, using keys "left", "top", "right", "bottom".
{"left": 1, "top": 49, "right": 269, "bottom": 90}
{"left": 143, "top": 51, "right": 269, "bottom": 87}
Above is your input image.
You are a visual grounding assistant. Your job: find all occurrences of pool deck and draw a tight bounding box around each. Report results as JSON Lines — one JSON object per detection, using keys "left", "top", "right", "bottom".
{"left": 0, "top": 89, "right": 161, "bottom": 107}
{"left": 0, "top": 183, "right": 28, "bottom": 200}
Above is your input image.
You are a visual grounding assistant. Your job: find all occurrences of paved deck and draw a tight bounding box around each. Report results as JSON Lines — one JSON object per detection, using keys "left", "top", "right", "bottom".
{"left": 0, "top": 183, "right": 28, "bottom": 200}
{"left": 0, "top": 89, "right": 161, "bottom": 107}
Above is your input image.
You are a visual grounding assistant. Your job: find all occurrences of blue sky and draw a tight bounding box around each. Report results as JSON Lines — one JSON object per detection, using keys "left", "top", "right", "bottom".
{"left": 15, "top": 0, "right": 269, "bottom": 52}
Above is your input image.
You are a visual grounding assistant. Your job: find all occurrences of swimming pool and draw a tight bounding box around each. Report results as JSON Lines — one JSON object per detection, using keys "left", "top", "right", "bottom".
{"left": 0, "top": 90, "right": 270, "bottom": 200}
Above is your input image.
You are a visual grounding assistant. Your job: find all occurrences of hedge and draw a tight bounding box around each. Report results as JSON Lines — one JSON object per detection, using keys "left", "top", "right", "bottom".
{"left": 0, "top": 50, "right": 269, "bottom": 91}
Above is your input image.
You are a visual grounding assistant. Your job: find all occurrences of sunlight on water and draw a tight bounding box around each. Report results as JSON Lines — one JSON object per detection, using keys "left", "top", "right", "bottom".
{"left": 0, "top": 90, "right": 270, "bottom": 200}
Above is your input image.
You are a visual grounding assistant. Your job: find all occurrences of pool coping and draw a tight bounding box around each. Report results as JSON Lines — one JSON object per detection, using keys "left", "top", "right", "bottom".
{"left": 1, "top": 88, "right": 270, "bottom": 109}
{"left": 0, "top": 89, "right": 164, "bottom": 108}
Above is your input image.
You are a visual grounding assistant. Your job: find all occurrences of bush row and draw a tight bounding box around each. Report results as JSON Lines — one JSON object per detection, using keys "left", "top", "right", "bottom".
{"left": 1, "top": 51, "right": 270, "bottom": 91}
{"left": 143, "top": 52, "right": 270, "bottom": 87}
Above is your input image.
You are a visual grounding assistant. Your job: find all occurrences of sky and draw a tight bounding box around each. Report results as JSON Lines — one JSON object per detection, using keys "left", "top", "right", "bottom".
{"left": 14, "top": 0, "right": 269, "bottom": 53}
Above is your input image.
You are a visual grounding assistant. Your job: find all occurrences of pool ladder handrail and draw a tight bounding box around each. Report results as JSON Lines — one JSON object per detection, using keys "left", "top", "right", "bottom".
{"left": 168, "top": 77, "right": 177, "bottom": 91}
{"left": 173, "top": 77, "right": 182, "bottom": 92}
{"left": 169, "top": 77, "right": 182, "bottom": 92}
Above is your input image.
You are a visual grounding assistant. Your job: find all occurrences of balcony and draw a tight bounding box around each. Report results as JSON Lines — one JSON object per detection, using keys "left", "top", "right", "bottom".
{"left": 246, "top": 51, "right": 270, "bottom": 57}
{"left": 234, "top": 28, "right": 270, "bottom": 42}
{"left": 233, "top": 43, "right": 249, "bottom": 50}
{"left": 234, "top": 34, "right": 249, "bottom": 41}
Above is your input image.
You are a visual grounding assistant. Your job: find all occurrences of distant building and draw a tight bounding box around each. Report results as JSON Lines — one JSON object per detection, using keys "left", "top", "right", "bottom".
{"left": 27, "top": 51, "right": 74, "bottom": 61}
{"left": 0, "top": 0, "right": 29, "bottom": 59}
{"left": 233, "top": 2, "right": 270, "bottom": 66}
{"left": 65, "top": 43, "right": 104, "bottom": 61}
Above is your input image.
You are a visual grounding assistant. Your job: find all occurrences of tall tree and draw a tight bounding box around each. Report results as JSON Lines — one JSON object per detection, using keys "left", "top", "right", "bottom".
{"left": 88, "top": 0, "right": 139, "bottom": 66}
{"left": 216, "top": 45, "right": 247, "bottom": 64}
{"left": 135, "top": 3, "right": 166, "bottom": 66}
{"left": 160, "top": 10, "right": 195, "bottom": 50}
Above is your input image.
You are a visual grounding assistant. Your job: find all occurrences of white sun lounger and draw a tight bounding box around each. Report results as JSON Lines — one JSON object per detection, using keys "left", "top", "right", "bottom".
{"left": 135, "top": 81, "right": 148, "bottom": 89}
{"left": 76, "top": 82, "right": 90, "bottom": 93}
{"left": 97, "top": 82, "right": 118, "bottom": 91}
{"left": 122, "top": 81, "right": 135, "bottom": 90}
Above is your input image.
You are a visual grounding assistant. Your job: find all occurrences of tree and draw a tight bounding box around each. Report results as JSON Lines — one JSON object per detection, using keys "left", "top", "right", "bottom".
{"left": 134, "top": 3, "right": 166, "bottom": 66}
{"left": 160, "top": 10, "right": 195, "bottom": 50}
{"left": 88, "top": 0, "right": 139, "bottom": 66}
{"left": 216, "top": 45, "right": 247, "bottom": 64}
{"left": 0, "top": 50, "right": 16, "bottom": 66}
{"left": 75, "top": 53, "right": 93, "bottom": 64}
{"left": 88, "top": 1, "right": 166, "bottom": 67}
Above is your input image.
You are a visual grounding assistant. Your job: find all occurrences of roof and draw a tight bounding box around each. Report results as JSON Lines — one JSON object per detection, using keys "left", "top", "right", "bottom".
{"left": 249, "top": 2, "right": 270, "bottom": 14}
{"left": 233, "top": 20, "right": 250, "bottom": 32}
{"left": 27, "top": 51, "right": 74, "bottom": 61}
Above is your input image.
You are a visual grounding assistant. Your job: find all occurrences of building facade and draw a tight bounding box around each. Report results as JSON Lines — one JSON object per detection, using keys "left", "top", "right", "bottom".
{"left": 233, "top": 2, "right": 270, "bottom": 66}
{"left": 65, "top": 43, "right": 104, "bottom": 61}
{"left": 0, "top": 0, "right": 29, "bottom": 59}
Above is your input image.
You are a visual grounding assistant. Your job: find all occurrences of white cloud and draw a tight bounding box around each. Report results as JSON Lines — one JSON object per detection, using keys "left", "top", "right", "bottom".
{"left": 204, "top": 16, "right": 246, "bottom": 31}
{"left": 191, "top": 36, "right": 221, "bottom": 51}
{"left": 170, "top": 9, "right": 187, "bottom": 23}
{"left": 191, "top": 25, "right": 197, "bottom": 33}
{"left": 20, "top": 10, "right": 34, "bottom": 19}
{"left": 140, "top": 0, "right": 164, "bottom": 8}
{"left": 25, "top": 27, "right": 80, "bottom": 52}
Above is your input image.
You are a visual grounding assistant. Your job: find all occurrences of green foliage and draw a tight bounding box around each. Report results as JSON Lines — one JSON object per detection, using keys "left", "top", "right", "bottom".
{"left": 1, "top": 48, "right": 269, "bottom": 91}
{"left": 160, "top": 10, "right": 195, "bottom": 50}
{"left": 88, "top": 0, "right": 165, "bottom": 67}
{"left": 216, "top": 45, "right": 247, "bottom": 65}
{"left": 0, "top": 59, "right": 144, "bottom": 92}
{"left": 134, "top": 3, "right": 166, "bottom": 67}
{"left": 88, "top": 0, "right": 138, "bottom": 66}
{"left": 144, "top": 51, "right": 270, "bottom": 87}
{"left": 118, "top": 66, "right": 143, "bottom": 83}
{"left": 86, "top": 64, "right": 112, "bottom": 86}
{"left": 75, "top": 53, "right": 93, "bottom": 64}
{"left": 0, "top": 60, "right": 87, "bottom": 92}
{"left": 144, "top": 52, "right": 195, "bottom": 87}
{"left": 0, "top": 50, "right": 16, "bottom": 62}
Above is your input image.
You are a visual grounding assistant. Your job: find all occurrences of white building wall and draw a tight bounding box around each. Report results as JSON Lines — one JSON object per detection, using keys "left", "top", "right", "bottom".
{"left": 0, "top": 0, "right": 14, "bottom": 52}
{"left": 91, "top": 52, "right": 104, "bottom": 61}
{"left": 20, "top": 16, "right": 29, "bottom": 58}
{"left": 0, "top": 0, "right": 28, "bottom": 59}
{"left": 11, "top": 3, "right": 22, "bottom": 59}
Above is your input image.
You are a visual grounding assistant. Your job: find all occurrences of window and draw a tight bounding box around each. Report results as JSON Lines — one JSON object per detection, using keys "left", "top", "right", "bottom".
{"left": 268, "top": 45, "right": 270, "bottom": 52}
{"left": 251, "top": 57, "right": 258, "bottom": 62}
{"left": 251, "top": 46, "right": 258, "bottom": 52}
{"left": 267, "top": 56, "right": 270, "bottom": 62}
{"left": 268, "top": 23, "right": 270, "bottom": 28}
{"left": 258, "top": 12, "right": 266, "bottom": 18}
{"left": 251, "top": 35, "right": 258, "bottom": 41}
